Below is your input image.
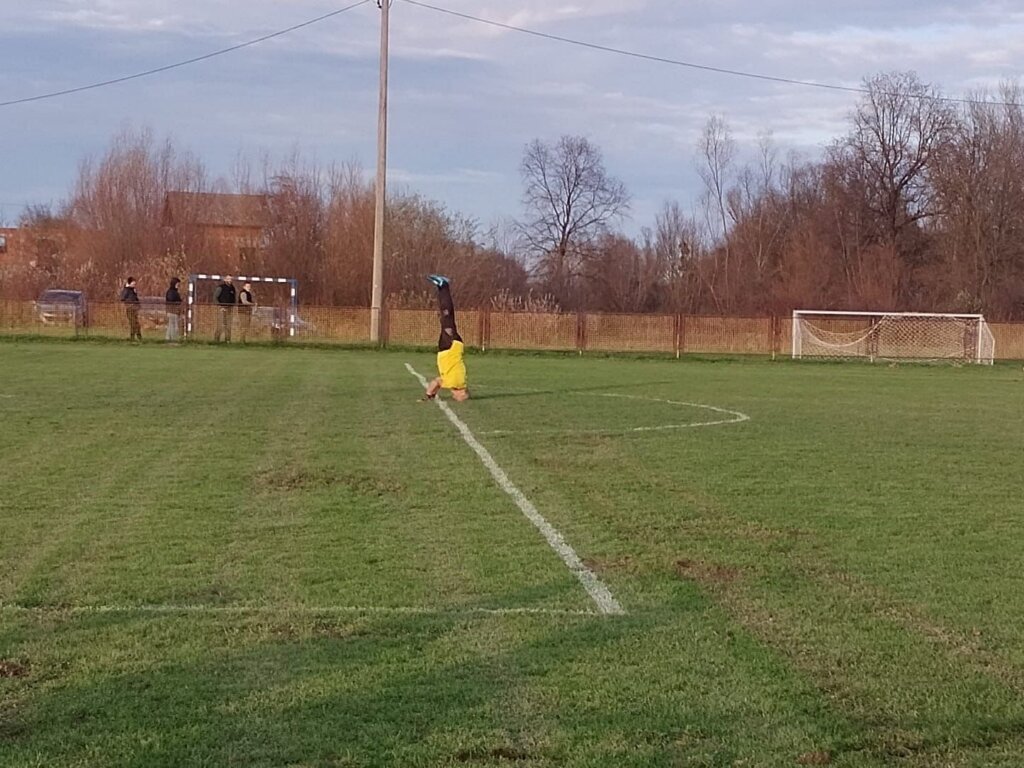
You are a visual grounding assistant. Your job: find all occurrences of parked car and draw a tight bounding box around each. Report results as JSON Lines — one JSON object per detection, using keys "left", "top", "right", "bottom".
{"left": 138, "top": 296, "right": 170, "bottom": 329}
{"left": 252, "top": 306, "right": 316, "bottom": 339}
{"left": 35, "top": 289, "right": 87, "bottom": 327}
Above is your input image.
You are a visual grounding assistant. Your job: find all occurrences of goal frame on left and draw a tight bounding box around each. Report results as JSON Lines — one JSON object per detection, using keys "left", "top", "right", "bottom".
{"left": 185, "top": 273, "right": 299, "bottom": 340}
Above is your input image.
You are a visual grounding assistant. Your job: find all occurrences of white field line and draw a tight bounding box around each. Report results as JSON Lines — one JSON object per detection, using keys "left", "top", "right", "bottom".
{"left": 481, "top": 392, "right": 750, "bottom": 436}
{"left": 0, "top": 603, "right": 598, "bottom": 618}
{"left": 406, "top": 363, "right": 625, "bottom": 616}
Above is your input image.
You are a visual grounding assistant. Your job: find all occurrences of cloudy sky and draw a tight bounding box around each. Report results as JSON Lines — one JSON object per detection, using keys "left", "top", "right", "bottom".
{"left": 3, "top": 0, "right": 1024, "bottom": 231}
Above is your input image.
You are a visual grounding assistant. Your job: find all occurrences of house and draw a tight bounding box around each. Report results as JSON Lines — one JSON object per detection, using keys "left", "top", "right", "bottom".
{"left": 162, "top": 192, "right": 271, "bottom": 261}
{"left": 0, "top": 227, "right": 28, "bottom": 261}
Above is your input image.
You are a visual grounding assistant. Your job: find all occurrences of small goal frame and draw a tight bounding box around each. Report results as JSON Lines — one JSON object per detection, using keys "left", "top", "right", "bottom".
{"left": 792, "top": 310, "right": 996, "bottom": 365}
{"left": 185, "top": 273, "right": 299, "bottom": 339}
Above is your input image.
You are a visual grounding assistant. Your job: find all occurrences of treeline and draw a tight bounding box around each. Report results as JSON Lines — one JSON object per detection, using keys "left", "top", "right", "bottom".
{"left": 5, "top": 71, "right": 1024, "bottom": 318}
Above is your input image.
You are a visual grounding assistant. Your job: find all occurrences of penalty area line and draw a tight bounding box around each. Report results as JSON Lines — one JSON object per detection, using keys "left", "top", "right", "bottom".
{"left": 406, "top": 363, "right": 625, "bottom": 616}
{"left": 0, "top": 603, "right": 600, "bottom": 618}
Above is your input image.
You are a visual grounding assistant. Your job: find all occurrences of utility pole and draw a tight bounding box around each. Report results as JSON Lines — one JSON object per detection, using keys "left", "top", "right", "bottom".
{"left": 370, "top": 0, "right": 390, "bottom": 343}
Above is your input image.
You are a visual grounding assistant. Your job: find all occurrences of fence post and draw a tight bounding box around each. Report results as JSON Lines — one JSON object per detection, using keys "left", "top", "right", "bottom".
{"left": 380, "top": 305, "right": 390, "bottom": 348}
{"left": 576, "top": 311, "right": 587, "bottom": 355}
{"left": 678, "top": 314, "right": 687, "bottom": 357}
{"left": 673, "top": 314, "right": 682, "bottom": 359}
{"left": 478, "top": 308, "right": 490, "bottom": 352}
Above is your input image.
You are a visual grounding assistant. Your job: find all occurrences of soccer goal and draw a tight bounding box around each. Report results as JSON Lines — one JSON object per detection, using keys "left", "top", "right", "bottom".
{"left": 185, "top": 273, "right": 299, "bottom": 340}
{"left": 792, "top": 310, "right": 995, "bottom": 365}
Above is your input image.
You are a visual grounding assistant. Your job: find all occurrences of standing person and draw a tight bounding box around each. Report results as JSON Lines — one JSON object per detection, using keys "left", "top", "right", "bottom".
{"left": 421, "top": 275, "right": 469, "bottom": 402}
{"left": 120, "top": 277, "right": 142, "bottom": 342}
{"left": 165, "top": 277, "right": 183, "bottom": 343}
{"left": 213, "top": 275, "right": 236, "bottom": 343}
{"left": 238, "top": 282, "right": 255, "bottom": 342}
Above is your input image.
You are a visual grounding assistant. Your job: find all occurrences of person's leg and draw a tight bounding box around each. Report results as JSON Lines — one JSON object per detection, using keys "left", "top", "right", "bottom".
{"left": 422, "top": 377, "right": 442, "bottom": 400}
{"left": 433, "top": 278, "right": 461, "bottom": 351}
{"left": 214, "top": 308, "right": 223, "bottom": 342}
{"left": 125, "top": 307, "right": 132, "bottom": 340}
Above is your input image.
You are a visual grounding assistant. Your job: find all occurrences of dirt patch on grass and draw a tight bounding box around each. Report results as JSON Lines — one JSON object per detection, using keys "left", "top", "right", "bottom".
{"left": 582, "top": 555, "right": 635, "bottom": 574}
{"left": 455, "top": 746, "right": 532, "bottom": 762}
{"left": 256, "top": 467, "right": 338, "bottom": 491}
{"left": 675, "top": 558, "right": 742, "bottom": 586}
{"left": 0, "top": 659, "right": 29, "bottom": 678}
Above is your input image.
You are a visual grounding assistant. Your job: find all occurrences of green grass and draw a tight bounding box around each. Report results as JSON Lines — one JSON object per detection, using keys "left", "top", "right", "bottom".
{"left": 1, "top": 341, "right": 1023, "bottom": 767}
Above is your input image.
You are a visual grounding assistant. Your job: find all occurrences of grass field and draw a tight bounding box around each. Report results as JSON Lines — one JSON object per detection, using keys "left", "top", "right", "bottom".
{"left": 1, "top": 340, "right": 1024, "bottom": 767}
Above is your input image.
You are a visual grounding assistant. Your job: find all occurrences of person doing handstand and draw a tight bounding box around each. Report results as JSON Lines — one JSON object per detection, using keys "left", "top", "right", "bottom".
{"left": 422, "top": 274, "right": 469, "bottom": 402}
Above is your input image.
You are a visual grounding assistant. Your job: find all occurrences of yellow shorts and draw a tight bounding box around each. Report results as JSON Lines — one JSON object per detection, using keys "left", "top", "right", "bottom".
{"left": 437, "top": 340, "right": 467, "bottom": 390}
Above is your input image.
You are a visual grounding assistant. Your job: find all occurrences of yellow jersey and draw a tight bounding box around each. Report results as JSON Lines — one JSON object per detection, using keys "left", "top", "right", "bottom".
{"left": 437, "top": 340, "right": 467, "bottom": 390}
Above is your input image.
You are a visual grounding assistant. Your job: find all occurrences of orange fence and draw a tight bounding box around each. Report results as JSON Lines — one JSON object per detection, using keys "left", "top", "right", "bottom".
{"left": 3, "top": 299, "right": 1024, "bottom": 359}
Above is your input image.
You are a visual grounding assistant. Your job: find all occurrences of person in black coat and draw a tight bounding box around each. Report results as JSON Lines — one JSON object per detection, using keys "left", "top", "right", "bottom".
{"left": 165, "top": 277, "right": 183, "bottom": 342}
{"left": 120, "top": 277, "right": 142, "bottom": 342}
{"left": 213, "top": 276, "right": 236, "bottom": 343}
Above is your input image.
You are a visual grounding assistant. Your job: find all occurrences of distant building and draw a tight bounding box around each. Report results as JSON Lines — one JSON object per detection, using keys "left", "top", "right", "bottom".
{"left": 0, "top": 227, "right": 28, "bottom": 261}
{"left": 162, "top": 192, "right": 271, "bottom": 261}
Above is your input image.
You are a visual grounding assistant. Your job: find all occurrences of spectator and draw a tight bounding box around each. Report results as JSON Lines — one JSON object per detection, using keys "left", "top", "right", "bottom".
{"left": 165, "top": 277, "right": 183, "bottom": 343}
{"left": 213, "top": 276, "right": 236, "bottom": 342}
{"left": 238, "top": 282, "right": 255, "bottom": 342}
{"left": 120, "top": 277, "right": 142, "bottom": 342}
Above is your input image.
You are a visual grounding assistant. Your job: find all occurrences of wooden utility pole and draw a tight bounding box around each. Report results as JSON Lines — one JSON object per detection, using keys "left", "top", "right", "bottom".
{"left": 370, "top": 0, "right": 390, "bottom": 343}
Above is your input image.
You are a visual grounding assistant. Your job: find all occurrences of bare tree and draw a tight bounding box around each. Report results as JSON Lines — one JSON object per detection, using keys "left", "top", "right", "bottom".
{"left": 517, "top": 136, "right": 629, "bottom": 307}
{"left": 843, "top": 72, "right": 956, "bottom": 242}
{"left": 931, "top": 82, "right": 1024, "bottom": 316}
{"left": 645, "top": 200, "right": 707, "bottom": 313}
{"left": 697, "top": 116, "right": 736, "bottom": 309}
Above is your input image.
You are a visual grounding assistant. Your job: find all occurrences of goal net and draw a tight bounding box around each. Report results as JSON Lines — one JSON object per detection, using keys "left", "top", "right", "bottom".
{"left": 792, "top": 311, "right": 995, "bottom": 364}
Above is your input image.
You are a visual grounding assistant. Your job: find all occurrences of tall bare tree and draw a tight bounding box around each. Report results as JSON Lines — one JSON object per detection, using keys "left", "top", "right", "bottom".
{"left": 518, "top": 136, "right": 629, "bottom": 307}
{"left": 697, "top": 115, "right": 736, "bottom": 309}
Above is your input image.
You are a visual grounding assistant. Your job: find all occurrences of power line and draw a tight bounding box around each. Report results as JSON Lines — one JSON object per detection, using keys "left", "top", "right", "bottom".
{"left": 401, "top": 0, "right": 1022, "bottom": 108}
{"left": 0, "top": 0, "right": 372, "bottom": 109}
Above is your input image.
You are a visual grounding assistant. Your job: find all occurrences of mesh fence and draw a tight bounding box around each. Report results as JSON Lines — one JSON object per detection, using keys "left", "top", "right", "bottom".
{"left": 488, "top": 311, "right": 577, "bottom": 351}
{"left": 2, "top": 299, "right": 1024, "bottom": 359}
{"left": 586, "top": 313, "right": 675, "bottom": 353}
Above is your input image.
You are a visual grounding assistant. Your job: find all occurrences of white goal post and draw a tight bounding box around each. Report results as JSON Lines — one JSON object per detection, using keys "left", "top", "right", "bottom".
{"left": 792, "top": 310, "right": 995, "bottom": 365}
{"left": 185, "top": 273, "right": 299, "bottom": 339}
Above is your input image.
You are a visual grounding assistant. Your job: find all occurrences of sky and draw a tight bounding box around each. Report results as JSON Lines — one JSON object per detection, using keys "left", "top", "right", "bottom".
{"left": 3, "top": 0, "right": 1024, "bottom": 233}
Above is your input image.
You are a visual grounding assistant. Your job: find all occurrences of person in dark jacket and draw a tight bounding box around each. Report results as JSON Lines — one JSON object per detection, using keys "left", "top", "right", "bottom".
{"left": 120, "top": 277, "right": 142, "bottom": 342}
{"left": 213, "top": 276, "right": 236, "bottom": 343}
{"left": 165, "top": 277, "right": 183, "bottom": 343}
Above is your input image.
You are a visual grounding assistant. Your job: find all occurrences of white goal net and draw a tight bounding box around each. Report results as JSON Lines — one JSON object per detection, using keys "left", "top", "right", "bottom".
{"left": 792, "top": 311, "right": 995, "bottom": 364}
